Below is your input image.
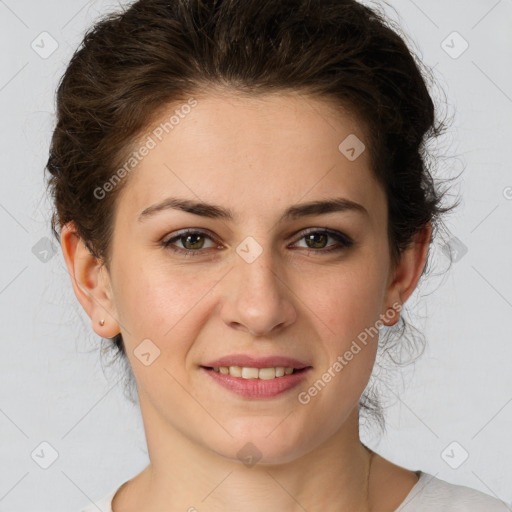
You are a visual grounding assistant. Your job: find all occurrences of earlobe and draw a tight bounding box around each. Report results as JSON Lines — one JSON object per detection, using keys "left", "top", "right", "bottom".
{"left": 60, "top": 221, "right": 121, "bottom": 338}
{"left": 381, "top": 222, "right": 432, "bottom": 326}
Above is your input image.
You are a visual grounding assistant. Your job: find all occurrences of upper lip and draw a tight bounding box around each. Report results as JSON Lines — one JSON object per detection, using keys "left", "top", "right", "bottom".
{"left": 202, "top": 354, "right": 311, "bottom": 370}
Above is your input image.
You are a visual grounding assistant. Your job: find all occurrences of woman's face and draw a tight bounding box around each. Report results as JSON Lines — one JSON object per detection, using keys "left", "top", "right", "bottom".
{"left": 78, "top": 92, "right": 414, "bottom": 464}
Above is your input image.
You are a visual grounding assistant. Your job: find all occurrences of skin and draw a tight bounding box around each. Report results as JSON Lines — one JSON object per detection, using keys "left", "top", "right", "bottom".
{"left": 61, "top": 90, "right": 431, "bottom": 512}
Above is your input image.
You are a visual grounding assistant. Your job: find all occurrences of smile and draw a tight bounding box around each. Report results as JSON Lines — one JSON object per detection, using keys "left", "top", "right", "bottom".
{"left": 208, "top": 365, "right": 298, "bottom": 379}
{"left": 201, "top": 366, "right": 311, "bottom": 399}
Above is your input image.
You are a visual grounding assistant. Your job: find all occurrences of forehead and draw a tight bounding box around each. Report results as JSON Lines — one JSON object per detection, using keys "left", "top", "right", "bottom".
{"left": 114, "top": 91, "right": 384, "bottom": 224}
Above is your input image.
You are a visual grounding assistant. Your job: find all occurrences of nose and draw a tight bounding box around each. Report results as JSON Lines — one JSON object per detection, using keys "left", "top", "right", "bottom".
{"left": 220, "top": 245, "right": 298, "bottom": 337}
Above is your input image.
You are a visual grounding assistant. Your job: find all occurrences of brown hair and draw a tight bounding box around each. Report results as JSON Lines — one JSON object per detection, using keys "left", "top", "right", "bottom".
{"left": 46, "top": 0, "right": 457, "bottom": 433}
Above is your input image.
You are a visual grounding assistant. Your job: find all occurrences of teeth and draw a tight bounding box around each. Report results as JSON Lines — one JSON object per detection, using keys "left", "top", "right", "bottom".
{"left": 258, "top": 367, "right": 276, "bottom": 380}
{"left": 241, "top": 367, "right": 259, "bottom": 379}
{"left": 211, "top": 366, "right": 297, "bottom": 379}
{"left": 229, "top": 366, "right": 242, "bottom": 377}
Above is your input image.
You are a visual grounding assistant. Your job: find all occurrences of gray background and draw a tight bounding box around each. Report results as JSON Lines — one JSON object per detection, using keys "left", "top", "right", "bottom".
{"left": 1, "top": 0, "right": 511, "bottom": 510}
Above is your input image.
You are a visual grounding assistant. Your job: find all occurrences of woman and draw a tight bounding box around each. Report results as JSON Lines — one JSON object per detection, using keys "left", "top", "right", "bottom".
{"left": 46, "top": 0, "right": 510, "bottom": 510}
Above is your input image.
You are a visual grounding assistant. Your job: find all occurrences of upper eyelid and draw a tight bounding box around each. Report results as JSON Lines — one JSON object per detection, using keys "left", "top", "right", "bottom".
{"left": 164, "top": 228, "right": 220, "bottom": 244}
{"left": 164, "top": 227, "right": 352, "bottom": 247}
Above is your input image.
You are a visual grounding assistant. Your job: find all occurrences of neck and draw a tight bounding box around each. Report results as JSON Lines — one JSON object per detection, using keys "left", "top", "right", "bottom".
{"left": 124, "top": 402, "right": 375, "bottom": 512}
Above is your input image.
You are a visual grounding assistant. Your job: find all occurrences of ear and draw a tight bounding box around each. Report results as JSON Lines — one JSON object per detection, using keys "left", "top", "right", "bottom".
{"left": 60, "top": 221, "right": 120, "bottom": 338}
{"left": 381, "top": 222, "right": 432, "bottom": 326}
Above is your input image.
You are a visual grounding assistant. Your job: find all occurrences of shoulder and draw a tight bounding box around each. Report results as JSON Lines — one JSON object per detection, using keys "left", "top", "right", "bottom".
{"left": 397, "top": 471, "right": 512, "bottom": 512}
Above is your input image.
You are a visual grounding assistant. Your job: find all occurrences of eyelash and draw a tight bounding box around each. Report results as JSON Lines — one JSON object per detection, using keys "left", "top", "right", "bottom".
{"left": 161, "top": 228, "right": 354, "bottom": 257}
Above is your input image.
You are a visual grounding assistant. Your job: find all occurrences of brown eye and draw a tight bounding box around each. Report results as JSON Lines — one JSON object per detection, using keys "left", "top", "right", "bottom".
{"left": 162, "top": 229, "right": 219, "bottom": 256}
{"left": 304, "top": 232, "right": 329, "bottom": 249}
{"left": 292, "top": 229, "right": 354, "bottom": 254}
{"left": 162, "top": 228, "right": 353, "bottom": 257}
{"left": 177, "top": 232, "right": 206, "bottom": 250}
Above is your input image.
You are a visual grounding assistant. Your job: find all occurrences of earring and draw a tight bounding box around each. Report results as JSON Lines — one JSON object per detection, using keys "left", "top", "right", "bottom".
{"left": 99, "top": 319, "right": 105, "bottom": 326}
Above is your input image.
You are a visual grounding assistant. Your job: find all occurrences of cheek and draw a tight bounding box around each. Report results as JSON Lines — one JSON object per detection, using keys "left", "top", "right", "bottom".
{"left": 300, "top": 267, "right": 384, "bottom": 406}
{"left": 113, "top": 261, "right": 217, "bottom": 355}
{"left": 309, "top": 261, "right": 387, "bottom": 344}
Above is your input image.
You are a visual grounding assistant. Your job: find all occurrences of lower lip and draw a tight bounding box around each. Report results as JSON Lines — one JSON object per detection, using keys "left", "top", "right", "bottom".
{"left": 201, "top": 367, "right": 312, "bottom": 399}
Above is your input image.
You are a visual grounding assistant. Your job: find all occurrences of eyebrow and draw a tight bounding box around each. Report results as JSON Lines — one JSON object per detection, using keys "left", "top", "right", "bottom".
{"left": 138, "top": 196, "right": 368, "bottom": 223}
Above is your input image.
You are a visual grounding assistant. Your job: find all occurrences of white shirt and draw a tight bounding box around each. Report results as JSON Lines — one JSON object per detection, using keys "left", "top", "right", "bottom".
{"left": 79, "top": 470, "right": 511, "bottom": 511}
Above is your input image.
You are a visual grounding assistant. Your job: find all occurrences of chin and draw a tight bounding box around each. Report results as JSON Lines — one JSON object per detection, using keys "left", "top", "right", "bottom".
{"left": 209, "top": 422, "right": 316, "bottom": 466}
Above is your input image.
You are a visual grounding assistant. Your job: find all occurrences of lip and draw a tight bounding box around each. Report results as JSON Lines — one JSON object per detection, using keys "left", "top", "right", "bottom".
{"left": 202, "top": 354, "right": 311, "bottom": 370}
{"left": 201, "top": 366, "right": 312, "bottom": 399}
